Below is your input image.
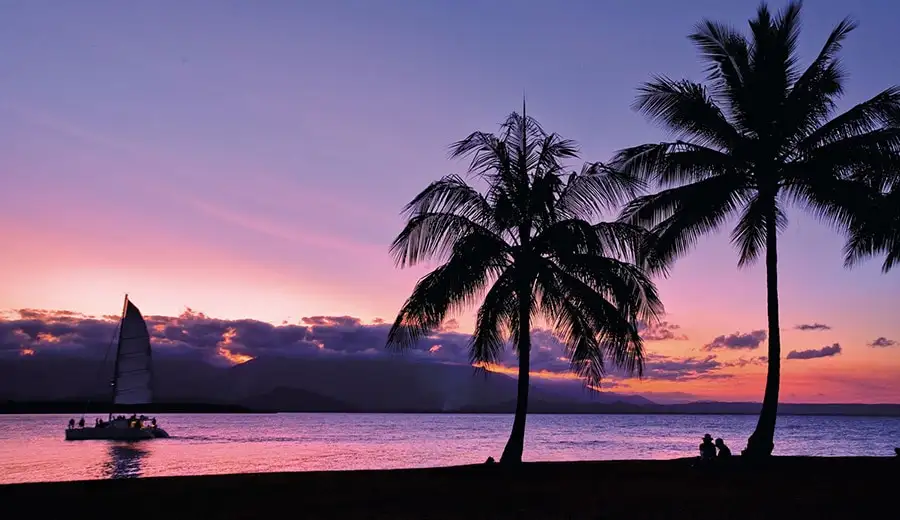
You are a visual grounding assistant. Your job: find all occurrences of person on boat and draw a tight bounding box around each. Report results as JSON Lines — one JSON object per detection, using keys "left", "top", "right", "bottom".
{"left": 699, "top": 434, "right": 717, "bottom": 460}
{"left": 78, "top": 417, "right": 85, "bottom": 428}
{"left": 715, "top": 438, "right": 732, "bottom": 458}
{"left": 68, "top": 418, "right": 75, "bottom": 429}
{"left": 151, "top": 417, "right": 157, "bottom": 427}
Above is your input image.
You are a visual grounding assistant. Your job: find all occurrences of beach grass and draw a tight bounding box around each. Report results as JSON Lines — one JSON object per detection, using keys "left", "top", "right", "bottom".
{"left": 1, "top": 457, "right": 894, "bottom": 519}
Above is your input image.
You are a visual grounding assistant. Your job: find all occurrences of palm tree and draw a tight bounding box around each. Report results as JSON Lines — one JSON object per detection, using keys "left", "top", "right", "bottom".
{"left": 612, "top": 1, "right": 900, "bottom": 457}
{"left": 386, "top": 108, "right": 664, "bottom": 465}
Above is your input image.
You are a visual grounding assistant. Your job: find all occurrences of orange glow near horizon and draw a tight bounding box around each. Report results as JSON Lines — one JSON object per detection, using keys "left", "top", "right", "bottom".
{"left": 475, "top": 361, "right": 582, "bottom": 382}
{"left": 215, "top": 327, "right": 255, "bottom": 365}
{"left": 217, "top": 347, "right": 254, "bottom": 365}
{"left": 2, "top": 213, "right": 899, "bottom": 403}
{"left": 1, "top": 302, "right": 899, "bottom": 402}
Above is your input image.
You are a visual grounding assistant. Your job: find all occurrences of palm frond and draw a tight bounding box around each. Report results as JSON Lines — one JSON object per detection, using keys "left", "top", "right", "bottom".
{"left": 747, "top": 1, "right": 802, "bottom": 94}
{"left": 782, "top": 163, "right": 884, "bottom": 232}
{"left": 612, "top": 141, "right": 741, "bottom": 186}
{"left": 802, "top": 175, "right": 900, "bottom": 273}
{"left": 449, "top": 130, "right": 514, "bottom": 185}
{"left": 688, "top": 19, "right": 751, "bottom": 127}
{"left": 555, "top": 162, "right": 645, "bottom": 221}
{"left": 799, "top": 87, "right": 900, "bottom": 152}
{"left": 386, "top": 232, "right": 510, "bottom": 350}
{"left": 535, "top": 267, "right": 607, "bottom": 385}
{"left": 842, "top": 187, "right": 900, "bottom": 272}
{"left": 782, "top": 17, "right": 858, "bottom": 145}
{"left": 730, "top": 195, "right": 786, "bottom": 267}
{"left": 390, "top": 212, "right": 508, "bottom": 267}
{"left": 633, "top": 76, "right": 741, "bottom": 149}
{"left": 619, "top": 174, "right": 749, "bottom": 268}
{"left": 533, "top": 132, "right": 580, "bottom": 176}
{"left": 539, "top": 260, "right": 648, "bottom": 382}
{"left": 800, "top": 128, "right": 900, "bottom": 185}
{"left": 470, "top": 268, "right": 518, "bottom": 365}
{"left": 554, "top": 254, "right": 664, "bottom": 325}
{"left": 533, "top": 218, "right": 657, "bottom": 272}
{"left": 401, "top": 175, "right": 494, "bottom": 222}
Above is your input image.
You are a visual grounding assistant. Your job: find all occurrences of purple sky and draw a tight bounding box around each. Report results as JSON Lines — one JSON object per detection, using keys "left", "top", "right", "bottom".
{"left": 1, "top": 0, "right": 899, "bottom": 402}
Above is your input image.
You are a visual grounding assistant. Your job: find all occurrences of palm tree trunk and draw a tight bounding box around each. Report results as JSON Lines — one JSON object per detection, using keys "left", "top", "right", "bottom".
{"left": 744, "top": 211, "right": 782, "bottom": 458}
{"left": 499, "top": 294, "right": 532, "bottom": 465}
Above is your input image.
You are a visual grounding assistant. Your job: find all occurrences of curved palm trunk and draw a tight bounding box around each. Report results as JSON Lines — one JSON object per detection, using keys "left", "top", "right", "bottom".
{"left": 745, "top": 213, "right": 782, "bottom": 458}
{"left": 499, "top": 293, "right": 532, "bottom": 465}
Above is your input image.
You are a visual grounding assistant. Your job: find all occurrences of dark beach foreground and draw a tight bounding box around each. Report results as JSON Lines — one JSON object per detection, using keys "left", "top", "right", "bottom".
{"left": 1, "top": 457, "right": 895, "bottom": 519}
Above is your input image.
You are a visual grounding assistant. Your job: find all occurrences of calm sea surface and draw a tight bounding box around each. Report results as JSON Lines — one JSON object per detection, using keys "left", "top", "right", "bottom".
{"left": 1, "top": 413, "right": 898, "bottom": 484}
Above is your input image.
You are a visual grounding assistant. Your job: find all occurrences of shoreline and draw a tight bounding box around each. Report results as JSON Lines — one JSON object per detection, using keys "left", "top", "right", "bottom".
{"left": 2, "top": 457, "right": 895, "bottom": 518}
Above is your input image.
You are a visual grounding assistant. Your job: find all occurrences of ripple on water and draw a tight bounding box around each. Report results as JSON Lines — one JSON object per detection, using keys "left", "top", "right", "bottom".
{"left": 1, "top": 413, "right": 898, "bottom": 483}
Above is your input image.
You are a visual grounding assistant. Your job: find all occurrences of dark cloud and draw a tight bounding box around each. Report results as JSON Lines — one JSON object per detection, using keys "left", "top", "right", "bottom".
{"left": 0, "top": 309, "right": 488, "bottom": 370}
{"left": 637, "top": 321, "right": 688, "bottom": 341}
{"left": 639, "top": 354, "right": 728, "bottom": 381}
{"left": 722, "top": 356, "right": 768, "bottom": 368}
{"left": 702, "top": 330, "right": 767, "bottom": 351}
{"left": 868, "top": 337, "right": 896, "bottom": 348}
{"left": 794, "top": 323, "right": 831, "bottom": 331}
{"left": 606, "top": 353, "right": 766, "bottom": 383}
{"left": 786, "top": 343, "right": 842, "bottom": 360}
{"left": 0, "top": 308, "right": 766, "bottom": 384}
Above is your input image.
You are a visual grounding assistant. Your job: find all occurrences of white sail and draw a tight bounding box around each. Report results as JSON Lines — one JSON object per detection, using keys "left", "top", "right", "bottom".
{"left": 113, "top": 300, "right": 153, "bottom": 405}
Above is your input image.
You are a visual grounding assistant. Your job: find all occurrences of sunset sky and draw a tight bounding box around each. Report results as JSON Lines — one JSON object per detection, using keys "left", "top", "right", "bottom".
{"left": 2, "top": 0, "right": 899, "bottom": 403}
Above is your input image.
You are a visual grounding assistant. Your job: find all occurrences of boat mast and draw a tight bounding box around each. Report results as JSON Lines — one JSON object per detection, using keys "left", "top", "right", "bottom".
{"left": 109, "top": 294, "right": 129, "bottom": 420}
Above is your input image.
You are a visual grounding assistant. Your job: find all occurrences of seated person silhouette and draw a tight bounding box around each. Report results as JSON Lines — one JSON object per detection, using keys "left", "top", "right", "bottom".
{"left": 715, "top": 438, "right": 732, "bottom": 458}
{"left": 699, "top": 434, "right": 717, "bottom": 461}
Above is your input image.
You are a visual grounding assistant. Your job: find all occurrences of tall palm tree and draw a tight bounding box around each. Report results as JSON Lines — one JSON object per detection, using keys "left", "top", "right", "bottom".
{"left": 612, "top": 1, "right": 900, "bottom": 457}
{"left": 386, "top": 108, "right": 664, "bottom": 465}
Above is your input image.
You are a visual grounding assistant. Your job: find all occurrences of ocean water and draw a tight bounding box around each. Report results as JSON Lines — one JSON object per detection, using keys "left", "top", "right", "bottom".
{"left": 1, "top": 413, "right": 897, "bottom": 484}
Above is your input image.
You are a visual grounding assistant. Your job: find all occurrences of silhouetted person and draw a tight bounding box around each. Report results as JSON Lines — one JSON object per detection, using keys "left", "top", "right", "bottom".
{"left": 68, "top": 418, "right": 75, "bottom": 429}
{"left": 699, "top": 434, "right": 716, "bottom": 460}
{"left": 78, "top": 417, "right": 85, "bottom": 428}
{"left": 715, "top": 438, "right": 731, "bottom": 458}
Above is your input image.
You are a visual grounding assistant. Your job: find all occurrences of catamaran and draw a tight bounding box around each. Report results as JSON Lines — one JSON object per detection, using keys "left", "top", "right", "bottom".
{"left": 65, "top": 295, "right": 169, "bottom": 440}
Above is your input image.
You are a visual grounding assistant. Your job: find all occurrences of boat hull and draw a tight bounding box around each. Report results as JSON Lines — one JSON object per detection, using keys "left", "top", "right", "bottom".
{"left": 65, "top": 427, "right": 169, "bottom": 441}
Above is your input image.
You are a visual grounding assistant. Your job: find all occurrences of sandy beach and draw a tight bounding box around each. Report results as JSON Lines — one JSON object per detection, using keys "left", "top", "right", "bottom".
{"left": 1, "top": 457, "right": 894, "bottom": 519}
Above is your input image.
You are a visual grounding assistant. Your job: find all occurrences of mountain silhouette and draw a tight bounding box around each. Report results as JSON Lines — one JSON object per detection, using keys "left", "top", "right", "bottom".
{"left": 3, "top": 355, "right": 897, "bottom": 415}
{"left": 0, "top": 355, "right": 652, "bottom": 411}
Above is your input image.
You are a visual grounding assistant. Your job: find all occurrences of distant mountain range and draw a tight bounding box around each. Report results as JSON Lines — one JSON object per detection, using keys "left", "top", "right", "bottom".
{"left": 2, "top": 355, "right": 898, "bottom": 416}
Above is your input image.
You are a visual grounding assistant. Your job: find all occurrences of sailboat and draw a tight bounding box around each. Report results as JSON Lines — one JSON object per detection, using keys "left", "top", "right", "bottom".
{"left": 65, "top": 295, "right": 169, "bottom": 440}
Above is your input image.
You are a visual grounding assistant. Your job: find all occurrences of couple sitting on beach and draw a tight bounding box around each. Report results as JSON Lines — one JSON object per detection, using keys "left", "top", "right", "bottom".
{"left": 699, "top": 434, "right": 731, "bottom": 460}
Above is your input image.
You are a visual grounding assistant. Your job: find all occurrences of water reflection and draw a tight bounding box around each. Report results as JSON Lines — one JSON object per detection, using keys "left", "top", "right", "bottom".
{"left": 101, "top": 443, "right": 147, "bottom": 479}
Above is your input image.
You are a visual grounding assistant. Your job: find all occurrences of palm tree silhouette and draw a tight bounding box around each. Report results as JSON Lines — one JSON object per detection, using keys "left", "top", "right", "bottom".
{"left": 386, "top": 107, "right": 663, "bottom": 465}
{"left": 613, "top": 1, "right": 900, "bottom": 457}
